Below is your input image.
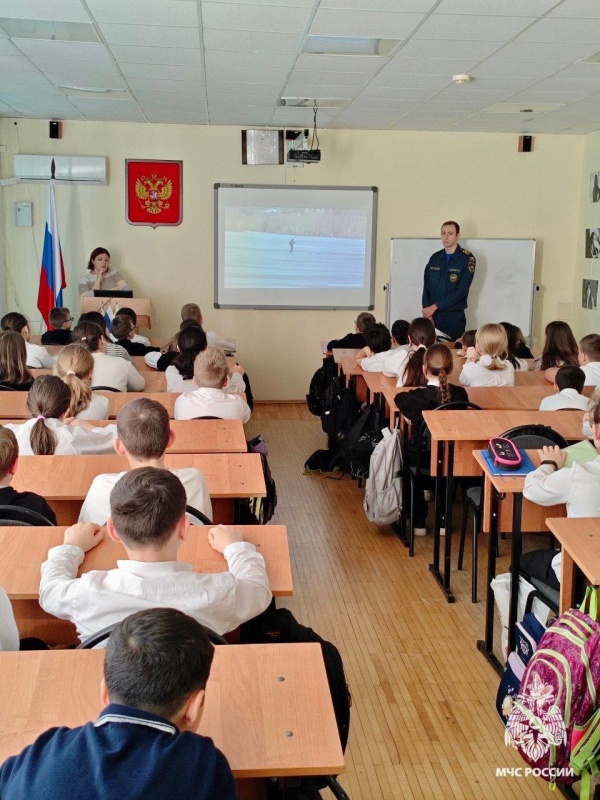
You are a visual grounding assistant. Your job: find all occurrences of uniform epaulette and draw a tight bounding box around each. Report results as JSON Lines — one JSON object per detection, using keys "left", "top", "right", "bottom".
{"left": 461, "top": 247, "right": 472, "bottom": 255}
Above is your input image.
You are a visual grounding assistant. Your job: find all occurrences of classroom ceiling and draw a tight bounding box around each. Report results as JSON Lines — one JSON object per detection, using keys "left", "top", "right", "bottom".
{"left": 3, "top": 0, "right": 600, "bottom": 133}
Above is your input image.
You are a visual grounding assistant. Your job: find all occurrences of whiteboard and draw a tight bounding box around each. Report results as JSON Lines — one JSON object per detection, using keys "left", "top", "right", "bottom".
{"left": 388, "top": 238, "right": 537, "bottom": 338}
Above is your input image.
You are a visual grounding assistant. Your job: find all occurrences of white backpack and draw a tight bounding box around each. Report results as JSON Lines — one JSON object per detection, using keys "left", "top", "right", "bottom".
{"left": 363, "top": 426, "right": 402, "bottom": 525}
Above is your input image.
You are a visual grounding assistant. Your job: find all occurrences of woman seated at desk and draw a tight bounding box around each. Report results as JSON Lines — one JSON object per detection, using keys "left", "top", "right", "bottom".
{"left": 78, "top": 247, "right": 131, "bottom": 297}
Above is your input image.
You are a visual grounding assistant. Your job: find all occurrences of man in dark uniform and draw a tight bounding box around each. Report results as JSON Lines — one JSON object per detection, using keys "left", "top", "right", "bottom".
{"left": 422, "top": 220, "right": 476, "bottom": 341}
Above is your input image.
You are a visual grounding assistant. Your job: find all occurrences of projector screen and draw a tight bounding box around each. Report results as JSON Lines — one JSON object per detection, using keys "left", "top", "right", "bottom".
{"left": 214, "top": 184, "right": 377, "bottom": 309}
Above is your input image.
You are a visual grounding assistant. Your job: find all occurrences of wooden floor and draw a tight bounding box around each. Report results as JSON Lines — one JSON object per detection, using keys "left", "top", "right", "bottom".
{"left": 247, "top": 403, "right": 550, "bottom": 800}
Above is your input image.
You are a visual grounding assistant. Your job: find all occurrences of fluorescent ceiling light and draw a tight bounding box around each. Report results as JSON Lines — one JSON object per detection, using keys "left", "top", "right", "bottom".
{"left": 279, "top": 97, "right": 348, "bottom": 108}
{"left": 487, "top": 103, "right": 564, "bottom": 114}
{"left": 304, "top": 36, "right": 400, "bottom": 57}
{"left": 59, "top": 87, "right": 131, "bottom": 100}
{"left": 0, "top": 19, "right": 99, "bottom": 43}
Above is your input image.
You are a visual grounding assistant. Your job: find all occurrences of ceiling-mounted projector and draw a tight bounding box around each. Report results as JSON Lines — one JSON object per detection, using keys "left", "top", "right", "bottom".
{"left": 287, "top": 149, "right": 321, "bottom": 162}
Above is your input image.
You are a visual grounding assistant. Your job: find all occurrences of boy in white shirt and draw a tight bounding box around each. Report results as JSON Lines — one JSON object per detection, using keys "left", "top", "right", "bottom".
{"left": 175, "top": 348, "right": 251, "bottom": 423}
{"left": 40, "top": 467, "right": 272, "bottom": 641}
{"left": 355, "top": 323, "right": 393, "bottom": 372}
{"left": 181, "top": 303, "right": 236, "bottom": 352}
{"left": 79, "top": 397, "right": 212, "bottom": 524}
{"left": 539, "top": 365, "right": 591, "bottom": 411}
{"left": 0, "top": 312, "right": 55, "bottom": 369}
{"left": 578, "top": 333, "right": 600, "bottom": 386}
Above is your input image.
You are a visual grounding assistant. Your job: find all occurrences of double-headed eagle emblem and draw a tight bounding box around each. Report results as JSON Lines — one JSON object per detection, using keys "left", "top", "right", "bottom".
{"left": 135, "top": 173, "right": 172, "bottom": 215}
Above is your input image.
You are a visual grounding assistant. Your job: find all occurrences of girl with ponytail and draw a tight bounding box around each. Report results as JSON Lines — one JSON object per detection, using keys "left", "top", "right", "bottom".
{"left": 459, "top": 323, "right": 515, "bottom": 387}
{"left": 3, "top": 375, "right": 117, "bottom": 455}
{"left": 385, "top": 317, "right": 436, "bottom": 387}
{"left": 54, "top": 344, "right": 110, "bottom": 420}
{"left": 395, "top": 344, "right": 469, "bottom": 535}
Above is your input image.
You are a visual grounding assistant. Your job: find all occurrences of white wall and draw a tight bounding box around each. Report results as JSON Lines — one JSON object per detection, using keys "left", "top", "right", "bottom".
{"left": 0, "top": 119, "right": 584, "bottom": 400}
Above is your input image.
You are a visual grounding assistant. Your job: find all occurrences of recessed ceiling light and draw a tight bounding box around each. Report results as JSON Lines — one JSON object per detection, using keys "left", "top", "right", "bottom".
{"left": 487, "top": 103, "right": 564, "bottom": 114}
{"left": 452, "top": 74, "right": 471, "bottom": 84}
{"left": 303, "top": 36, "right": 400, "bottom": 57}
{"left": 0, "top": 18, "right": 99, "bottom": 43}
{"left": 59, "top": 87, "right": 132, "bottom": 100}
{"left": 279, "top": 97, "right": 348, "bottom": 108}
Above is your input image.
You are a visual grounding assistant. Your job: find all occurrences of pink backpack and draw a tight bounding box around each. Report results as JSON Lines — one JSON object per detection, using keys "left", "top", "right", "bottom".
{"left": 506, "top": 588, "right": 600, "bottom": 789}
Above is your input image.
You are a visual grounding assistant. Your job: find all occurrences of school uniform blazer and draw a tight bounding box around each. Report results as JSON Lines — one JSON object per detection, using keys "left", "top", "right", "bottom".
{"left": 395, "top": 382, "right": 468, "bottom": 438}
{"left": 0, "top": 703, "right": 236, "bottom": 800}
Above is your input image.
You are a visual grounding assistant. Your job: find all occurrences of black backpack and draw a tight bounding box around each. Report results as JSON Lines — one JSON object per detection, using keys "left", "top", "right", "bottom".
{"left": 306, "top": 355, "right": 336, "bottom": 417}
{"left": 328, "top": 403, "right": 384, "bottom": 479}
{"left": 241, "top": 605, "right": 351, "bottom": 755}
{"left": 239, "top": 436, "right": 277, "bottom": 525}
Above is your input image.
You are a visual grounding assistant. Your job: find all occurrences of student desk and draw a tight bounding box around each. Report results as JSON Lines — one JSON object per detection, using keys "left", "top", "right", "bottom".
{"left": 514, "top": 370, "right": 549, "bottom": 386}
{"left": 421, "top": 410, "right": 582, "bottom": 604}
{"left": 30, "top": 367, "right": 167, "bottom": 392}
{"left": 0, "top": 525, "right": 292, "bottom": 645}
{"left": 0, "top": 392, "right": 179, "bottom": 419}
{"left": 331, "top": 348, "right": 359, "bottom": 364}
{"left": 12, "top": 453, "right": 265, "bottom": 525}
{"left": 0, "top": 644, "right": 344, "bottom": 795}
{"left": 546, "top": 517, "right": 600, "bottom": 615}
{"left": 472, "top": 449, "right": 567, "bottom": 674}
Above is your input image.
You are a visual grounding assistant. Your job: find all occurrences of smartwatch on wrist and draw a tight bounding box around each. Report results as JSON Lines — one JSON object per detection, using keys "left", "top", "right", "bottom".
{"left": 540, "top": 460, "right": 558, "bottom": 471}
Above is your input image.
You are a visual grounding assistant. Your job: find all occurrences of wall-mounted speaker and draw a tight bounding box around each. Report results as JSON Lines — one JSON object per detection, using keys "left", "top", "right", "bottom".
{"left": 49, "top": 121, "right": 61, "bottom": 140}
{"left": 518, "top": 135, "right": 533, "bottom": 153}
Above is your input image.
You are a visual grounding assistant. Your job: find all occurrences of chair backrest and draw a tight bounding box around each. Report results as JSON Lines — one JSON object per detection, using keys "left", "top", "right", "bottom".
{"left": 0, "top": 384, "right": 16, "bottom": 391}
{"left": 77, "top": 620, "right": 227, "bottom": 648}
{"left": 185, "top": 504, "right": 212, "bottom": 525}
{"left": 500, "top": 424, "right": 568, "bottom": 450}
{"left": 191, "top": 416, "right": 222, "bottom": 420}
{"left": 0, "top": 505, "right": 54, "bottom": 526}
{"left": 413, "top": 400, "right": 482, "bottom": 469}
{"left": 92, "top": 385, "right": 120, "bottom": 392}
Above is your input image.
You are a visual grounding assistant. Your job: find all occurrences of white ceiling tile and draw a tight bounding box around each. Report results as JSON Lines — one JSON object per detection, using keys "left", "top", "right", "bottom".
{"left": 86, "top": 0, "right": 198, "bottom": 27}
{"left": 417, "top": 100, "right": 487, "bottom": 112}
{"left": 43, "top": 69, "right": 128, "bottom": 90}
{"left": 510, "top": 89, "right": 589, "bottom": 104}
{"left": 202, "top": 3, "right": 311, "bottom": 33}
{"left": 383, "top": 56, "right": 482, "bottom": 75}
{"left": 0, "top": 54, "right": 37, "bottom": 71}
{"left": 203, "top": 28, "right": 302, "bottom": 53}
{"left": 127, "top": 77, "right": 203, "bottom": 94}
{"left": 491, "top": 41, "right": 599, "bottom": 62}
{"left": 280, "top": 82, "right": 359, "bottom": 98}
{"left": 344, "top": 96, "right": 419, "bottom": 110}
{"left": 367, "top": 70, "right": 451, "bottom": 90}
{"left": 395, "top": 38, "right": 501, "bottom": 61}
{"left": 136, "top": 95, "right": 206, "bottom": 110}
{"left": 293, "top": 54, "right": 387, "bottom": 73}
{"left": 402, "top": 109, "right": 475, "bottom": 119}
{"left": 450, "top": 75, "right": 539, "bottom": 91}
{"left": 207, "top": 83, "right": 280, "bottom": 101}
{"left": 564, "top": 123, "right": 600, "bottom": 133}
{"left": 205, "top": 67, "right": 289, "bottom": 84}
{"left": 435, "top": 0, "right": 557, "bottom": 15}
{"left": 519, "top": 18, "right": 600, "bottom": 42}
{"left": 13, "top": 40, "right": 112, "bottom": 61}
{"left": 32, "top": 56, "right": 121, "bottom": 78}
{"left": 98, "top": 24, "right": 200, "bottom": 48}
{"left": 388, "top": 120, "right": 453, "bottom": 129}
{"left": 310, "top": 9, "right": 423, "bottom": 38}
{"left": 119, "top": 62, "right": 202, "bottom": 81}
{"left": 80, "top": 109, "right": 148, "bottom": 121}
{"left": 70, "top": 97, "right": 145, "bottom": 112}
{"left": 145, "top": 111, "right": 208, "bottom": 123}
{"left": 0, "top": 0, "right": 90, "bottom": 22}
{"left": 0, "top": 99, "right": 20, "bottom": 115}
{"left": 206, "top": 0, "right": 313, "bottom": 5}
{"left": 414, "top": 14, "right": 536, "bottom": 41}
{"left": 548, "top": 1, "right": 600, "bottom": 18}
{"left": 472, "top": 60, "right": 568, "bottom": 79}
{"left": 365, "top": 86, "right": 436, "bottom": 102}
{"left": 205, "top": 50, "right": 292, "bottom": 70}
{"left": 285, "top": 70, "right": 371, "bottom": 88}
{"left": 320, "top": 0, "right": 435, "bottom": 10}
{"left": 0, "top": 38, "right": 19, "bottom": 56}
{"left": 110, "top": 46, "right": 203, "bottom": 65}
{"left": 530, "top": 68, "right": 600, "bottom": 92}
{"left": 433, "top": 87, "right": 515, "bottom": 102}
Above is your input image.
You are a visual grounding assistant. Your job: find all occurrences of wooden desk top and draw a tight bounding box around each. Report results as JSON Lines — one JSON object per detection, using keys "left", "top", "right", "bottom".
{"left": 331, "top": 348, "right": 359, "bottom": 364}
{"left": 514, "top": 370, "right": 549, "bottom": 385}
{"left": 546, "top": 518, "right": 600, "bottom": 588}
{"left": 0, "top": 525, "right": 292, "bottom": 598}
{"left": 0, "top": 644, "right": 344, "bottom": 777}
{"left": 12, "top": 453, "right": 266, "bottom": 499}
{"left": 472, "top": 448, "right": 536, "bottom": 494}
{"left": 0, "top": 393, "right": 179, "bottom": 419}
{"left": 423, "top": 409, "right": 585, "bottom": 443}
{"left": 339, "top": 356, "right": 363, "bottom": 376}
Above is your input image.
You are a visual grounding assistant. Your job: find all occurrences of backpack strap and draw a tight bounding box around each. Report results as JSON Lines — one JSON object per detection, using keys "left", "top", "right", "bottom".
{"left": 580, "top": 587, "right": 599, "bottom": 622}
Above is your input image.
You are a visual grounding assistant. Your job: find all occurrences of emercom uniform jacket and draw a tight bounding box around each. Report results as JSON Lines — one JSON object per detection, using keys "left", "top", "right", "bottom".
{"left": 422, "top": 245, "right": 476, "bottom": 313}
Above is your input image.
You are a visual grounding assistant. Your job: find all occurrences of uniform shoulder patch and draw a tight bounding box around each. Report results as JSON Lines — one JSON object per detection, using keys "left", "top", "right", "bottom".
{"left": 461, "top": 248, "right": 472, "bottom": 255}
{"left": 468, "top": 257, "right": 475, "bottom": 273}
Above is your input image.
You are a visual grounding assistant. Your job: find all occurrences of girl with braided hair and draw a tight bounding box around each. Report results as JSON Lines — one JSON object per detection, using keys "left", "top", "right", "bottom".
{"left": 395, "top": 344, "right": 469, "bottom": 535}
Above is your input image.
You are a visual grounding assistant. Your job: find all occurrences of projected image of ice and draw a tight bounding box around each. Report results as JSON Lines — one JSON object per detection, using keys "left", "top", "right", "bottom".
{"left": 224, "top": 206, "right": 367, "bottom": 290}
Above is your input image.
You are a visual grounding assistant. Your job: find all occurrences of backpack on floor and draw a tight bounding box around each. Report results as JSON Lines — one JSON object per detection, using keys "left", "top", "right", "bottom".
{"left": 329, "top": 402, "right": 383, "bottom": 479}
{"left": 306, "top": 355, "right": 336, "bottom": 417}
{"left": 506, "top": 588, "right": 600, "bottom": 791}
{"left": 240, "top": 605, "right": 351, "bottom": 754}
{"left": 363, "top": 425, "right": 402, "bottom": 525}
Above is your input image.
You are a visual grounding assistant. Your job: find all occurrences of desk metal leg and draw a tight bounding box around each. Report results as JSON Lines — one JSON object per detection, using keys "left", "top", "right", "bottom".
{"left": 477, "top": 484, "right": 504, "bottom": 675}
{"left": 429, "top": 441, "right": 455, "bottom": 603}
{"left": 507, "top": 493, "right": 523, "bottom": 654}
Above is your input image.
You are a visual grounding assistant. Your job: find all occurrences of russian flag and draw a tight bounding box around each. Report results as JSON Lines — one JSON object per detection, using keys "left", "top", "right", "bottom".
{"left": 37, "top": 161, "right": 66, "bottom": 328}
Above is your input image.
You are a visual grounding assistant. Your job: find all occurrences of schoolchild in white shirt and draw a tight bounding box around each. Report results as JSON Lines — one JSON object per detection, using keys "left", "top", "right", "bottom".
{"left": 175, "top": 348, "right": 251, "bottom": 422}
{"left": 356, "top": 323, "right": 392, "bottom": 372}
{"left": 0, "top": 311, "right": 55, "bottom": 369}
{"left": 3, "top": 375, "right": 117, "bottom": 456}
{"left": 54, "top": 344, "right": 110, "bottom": 420}
{"left": 578, "top": 333, "right": 600, "bottom": 386}
{"left": 40, "top": 467, "right": 272, "bottom": 640}
{"left": 181, "top": 303, "right": 236, "bottom": 352}
{"left": 73, "top": 322, "right": 145, "bottom": 393}
{"left": 539, "top": 365, "right": 591, "bottom": 411}
{"left": 385, "top": 317, "right": 436, "bottom": 387}
{"left": 79, "top": 397, "right": 212, "bottom": 524}
{"left": 379, "top": 319, "right": 411, "bottom": 375}
{"left": 459, "top": 323, "right": 515, "bottom": 387}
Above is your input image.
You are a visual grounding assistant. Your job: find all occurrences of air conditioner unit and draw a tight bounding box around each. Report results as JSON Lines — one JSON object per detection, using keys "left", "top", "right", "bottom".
{"left": 14, "top": 155, "right": 107, "bottom": 185}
